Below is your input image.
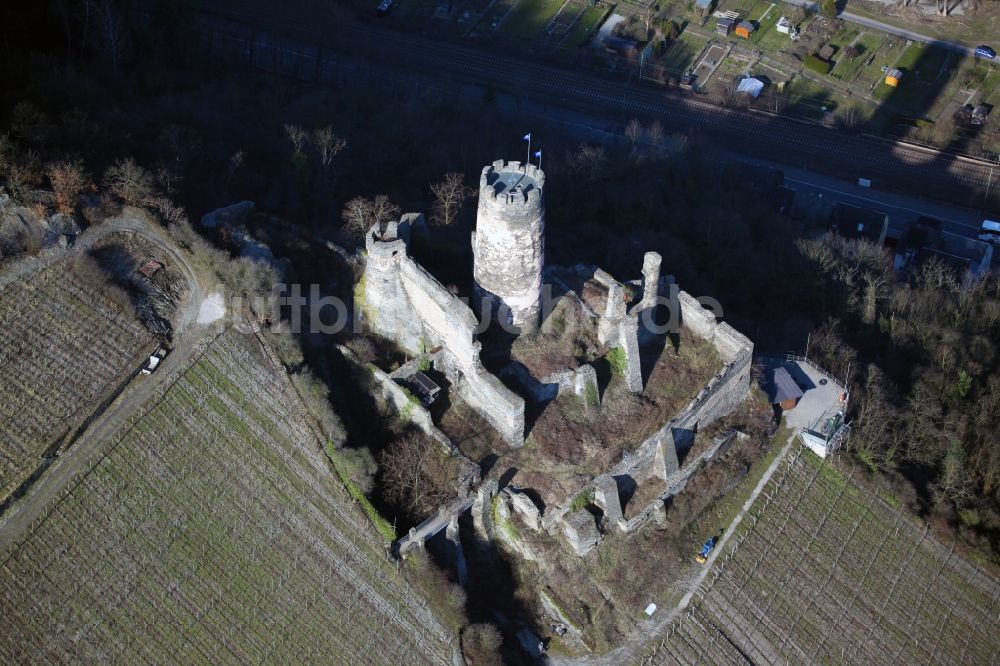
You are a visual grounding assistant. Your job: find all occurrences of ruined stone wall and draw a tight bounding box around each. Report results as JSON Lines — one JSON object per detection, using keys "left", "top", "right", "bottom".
{"left": 397, "top": 259, "right": 479, "bottom": 367}
{"left": 445, "top": 355, "right": 526, "bottom": 448}
{"left": 362, "top": 219, "right": 526, "bottom": 448}
{"left": 500, "top": 363, "right": 598, "bottom": 405}
{"left": 547, "top": 291, "right": 754, "bottom": 524}
{"left": 676, "top": 290, "right": 752, "bottom": 363}
{"left": 473, "top": 160, "right": 545, "bottom": 334}
{"left": 609, "top": 338, "right": 751, "bottom": 482}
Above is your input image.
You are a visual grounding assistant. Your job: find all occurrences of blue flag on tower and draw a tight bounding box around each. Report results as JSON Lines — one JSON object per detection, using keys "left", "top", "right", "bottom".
{"left": 534, "top": 151, "right": 541, "bottom": 158}
{"left": 523, "top": 133, "right": 531, "bottom": 141}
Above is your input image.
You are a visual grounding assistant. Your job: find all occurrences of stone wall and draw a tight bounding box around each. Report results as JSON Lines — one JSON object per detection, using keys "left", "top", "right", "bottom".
{"left": 444, "top": 353, "right": 526, "bottom": 448}
{"left": 609, "top": 339, "right": 752, "bottom": 483}
{"left": 362, "top": 218, "right": 526, "bottom": 447}
{"left": 541, "top": 288, "right": 754, "bottom": 534}
{"left": 617, "top": 430, "right": 739, "bottom": 534}
{"left": 500, "top": 363, "right": 599, "bottom": 405}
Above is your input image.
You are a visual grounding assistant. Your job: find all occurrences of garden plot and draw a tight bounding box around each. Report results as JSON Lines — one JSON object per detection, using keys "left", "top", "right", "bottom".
{"left": 498, "top": 0, "right": 566, "bottom": 40}
{"left": 693, "top": 43, "right": 730, "bottom": 86}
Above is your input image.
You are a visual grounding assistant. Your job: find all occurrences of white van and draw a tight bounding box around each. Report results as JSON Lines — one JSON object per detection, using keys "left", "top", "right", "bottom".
{"left": 979, "top": 219, "right": 1000, "bottom": 244}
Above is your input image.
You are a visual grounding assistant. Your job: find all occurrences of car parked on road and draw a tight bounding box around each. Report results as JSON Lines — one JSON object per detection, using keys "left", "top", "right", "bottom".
{"left": 141, "top": 348, "right": 168, "bottom": 375}
{"left": 976, "top": 45, "right": 996, "bottom": 60}
{"left": 978, "top": 219, "right": 1000, "bottom": 244}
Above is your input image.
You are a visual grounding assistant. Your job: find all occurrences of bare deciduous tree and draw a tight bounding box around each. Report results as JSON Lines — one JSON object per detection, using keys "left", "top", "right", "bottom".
{"left": 646, "top": 120, "right": 664, "bottom": 145}
{"left": 341, "top": 194, "right": 400, "bottom": 241}
{"left": 93, "top": 0, "right": 129, "bottom": 71}
{"left": 312, "top": 126, "right": 346, "bottom": 217}
{"left": 625, "top": 118, "right": 642, "bottom": 145}
{"left": 103, "top": 158, "right": 154, "bottom": 206}
{"left": 764, "top": 89, "right": 786, "bottom": 114}
{"left": 312, "top": 126, "right": 346, "bottom": 169}
{"left": 284, "top": 124, "right": 307, "bottom": 156}
{"left": 862, "top": 271, "right": 887, "bottom": 324}
{"left": 429, "top": 172, "right": 467, "bottom": 226}
{"left": 379, "top": 432, "right": 458, "bottom": 515}
{"left": 565, "top": 144, "right": 608, "bottom": 181}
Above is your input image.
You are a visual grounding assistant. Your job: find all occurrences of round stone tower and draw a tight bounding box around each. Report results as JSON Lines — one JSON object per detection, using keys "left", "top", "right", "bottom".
{"left": 473, "top": 159, "right": 545, "bottom": 335}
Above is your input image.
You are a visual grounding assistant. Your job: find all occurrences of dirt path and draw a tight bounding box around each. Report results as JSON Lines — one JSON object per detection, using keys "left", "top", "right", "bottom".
{"left": 553, "top": 434, "right": 799, "bottom": 665}
{"left": 0, "top": 213, "right": 209, "bottom": 553}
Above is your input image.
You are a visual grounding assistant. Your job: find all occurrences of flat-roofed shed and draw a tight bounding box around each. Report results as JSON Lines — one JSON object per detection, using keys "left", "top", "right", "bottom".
{"left": 770, "top": 366, "right": 804, "bottom": 411}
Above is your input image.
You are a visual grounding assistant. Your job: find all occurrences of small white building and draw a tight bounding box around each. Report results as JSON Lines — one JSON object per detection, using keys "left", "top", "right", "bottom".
{"left": 776, "top": 16, "right": 792, "bottom": 34}
{"left": 800, "top": 415, "right": 849, "bottom": 459}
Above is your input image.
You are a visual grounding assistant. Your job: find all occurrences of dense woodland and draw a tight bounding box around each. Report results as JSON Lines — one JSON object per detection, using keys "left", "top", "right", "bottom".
{"left": 2, "top": 2, "right": 999, "bottom": 563}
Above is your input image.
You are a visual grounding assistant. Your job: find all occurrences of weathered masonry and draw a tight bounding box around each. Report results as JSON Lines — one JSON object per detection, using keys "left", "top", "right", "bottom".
{"left": 361, "top": 214, "right": 525, "bottom": 447}
{"left": 473, "top": 160, "right": 545, "bottom": 335}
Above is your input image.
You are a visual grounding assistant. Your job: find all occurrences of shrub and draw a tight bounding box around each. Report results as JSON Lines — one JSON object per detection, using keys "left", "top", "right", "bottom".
{"left": 263, "top": 325, "right": 305, "bottom": 369}
{"left": 570, "top": 489, "right": 594, "bottom": 512}
{"left": 804, "top": 54, "right": 831, "bottom": 74}
{"left": 344, "top": 336, "right": 377, "bottom": 364}
{"left": 47, "top": 159, "right": 94, "bottom": 215}
{"left": 461, "top": 623, "right": 503, "bottom": 665}
{"left": 821, "top": 0, "right": 837, "bottom": 17}
{"left": 606, "top": 347, "right": 628, "bottom": 374}
{"left": 325, "top": 442, "right": 396, "bottom": 541}
{"left": 332, "top": 446, "right": 378, "bottom": 494}
{"left": 290, "top": 369, "right": 347, "bottom": 444}
{"left": 10, "top": 101, "right": 50, "bottom": 143}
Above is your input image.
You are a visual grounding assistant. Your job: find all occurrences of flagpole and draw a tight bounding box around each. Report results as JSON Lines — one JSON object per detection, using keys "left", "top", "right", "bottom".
{"left": 526, "top": 136, "right": 531, "bottom": 169}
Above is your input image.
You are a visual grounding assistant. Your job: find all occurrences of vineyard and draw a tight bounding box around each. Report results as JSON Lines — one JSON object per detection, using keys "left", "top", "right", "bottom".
{"left": 0, "top": 327, "right": 455, "bottom": 664}
{"left": 644, "top": 451, "right": 1000, "bottom": 665}
{"left": 0, "top": 256, "right": 152, "bottom": 499}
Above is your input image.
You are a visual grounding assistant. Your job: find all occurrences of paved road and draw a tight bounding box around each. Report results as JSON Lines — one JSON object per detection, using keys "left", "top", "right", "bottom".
{"left": 190, "top": 2, "right": 998, "bottom": 202}
{"left": 731, "top": 153, "right": 991, "bottom": 232}
{"left": 0, "top": 214, "right": 209, "bottom": 553}
{"left": 781, "top": 0, "right": 976, "bottom": 56}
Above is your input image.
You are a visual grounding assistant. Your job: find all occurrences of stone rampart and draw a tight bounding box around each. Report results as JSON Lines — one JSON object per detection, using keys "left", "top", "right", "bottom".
{"left": 362, "top": 218, "right": 526, "bottom": 447}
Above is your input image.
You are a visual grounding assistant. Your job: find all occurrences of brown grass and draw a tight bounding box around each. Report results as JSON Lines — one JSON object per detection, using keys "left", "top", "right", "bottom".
{"left": 508, "top": 330, "right": 722, "bottom": 505}
{"left": 499, "top": 507, "right": 688, "bottom": 653}
{"left": 510, "top": 294, "right": 598, "bottom": 378}
{"left": 436, "top": 396, "right": 509, "bottom": 463}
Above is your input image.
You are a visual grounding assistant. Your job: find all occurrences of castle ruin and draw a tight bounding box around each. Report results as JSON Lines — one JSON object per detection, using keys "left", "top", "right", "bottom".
{"left": 362, "top": 158, "right": 753, "bottom": 567}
